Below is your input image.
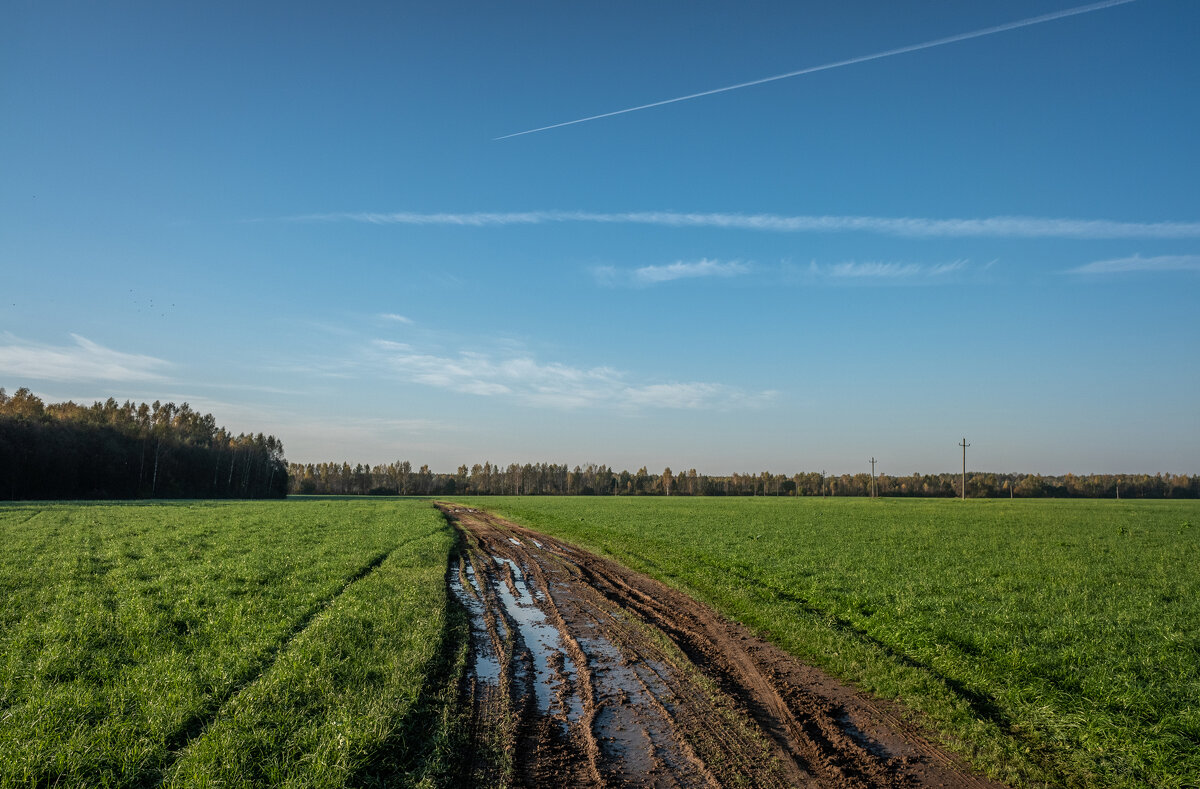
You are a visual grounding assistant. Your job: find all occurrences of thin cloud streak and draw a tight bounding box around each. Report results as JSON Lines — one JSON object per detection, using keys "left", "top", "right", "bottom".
{"left": 598, "top": 258, "right": 968, "bottom": 285}
{"left": 594, "top": 259, "right": 749, "bottom": 287}
{"left": 1068, "top": 254, "right": 1200, "bottom": 274}
{"left": 368, "top": 341, "right": 775, "bottom": 411}
{"left": 828, "top": 261, "right": 923, "bottom": 278}
{"left": 379, "top": 313, "right": 414, "bottom": 324}
{"left": 636, "top": 259, "right": 749, "bottom": 284}
{"left": 0, "top": 334, "right": 171, "bottom": 383}
{"left": 495, "top": 0, "right": 1137, "bottom": 139}
{"left": 810, "top": 259, "right": 970, "bottom": 280}
{"left": 292, "top": 209, "right": 1200, "bottom": 240}
{"left": 929, "top": 259, "right": 971, "bottom": 276}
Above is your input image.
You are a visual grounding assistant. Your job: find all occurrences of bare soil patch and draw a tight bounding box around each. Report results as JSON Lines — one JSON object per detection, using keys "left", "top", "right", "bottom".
{"left": 440, "top": 504, "right": 1007, "bottom": 788}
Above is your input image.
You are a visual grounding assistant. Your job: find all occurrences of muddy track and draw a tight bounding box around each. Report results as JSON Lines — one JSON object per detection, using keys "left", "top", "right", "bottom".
{"left": 440, "top": 504, "right": 1007, "bottom": 789}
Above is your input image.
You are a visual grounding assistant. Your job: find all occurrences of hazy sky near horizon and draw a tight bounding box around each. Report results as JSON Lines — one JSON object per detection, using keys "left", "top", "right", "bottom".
{"left": 3, "top": 0, "right": 1198, "bottom": 475}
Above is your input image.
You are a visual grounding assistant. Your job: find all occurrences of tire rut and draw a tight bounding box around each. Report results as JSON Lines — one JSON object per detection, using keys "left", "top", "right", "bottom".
{"left": 145, "top": 530, "right": 436, "bottom": 787}
{"left": 440, "top": 503, "right": 1009, "bottom": 789}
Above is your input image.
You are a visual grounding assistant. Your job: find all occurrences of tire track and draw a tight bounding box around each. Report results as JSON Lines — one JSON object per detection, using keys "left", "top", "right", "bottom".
{"left": 144, "top": 528, "right": 438, "bottom": 787}
{"left": 441, "top": 504, "right": 1009, "bottom": 788}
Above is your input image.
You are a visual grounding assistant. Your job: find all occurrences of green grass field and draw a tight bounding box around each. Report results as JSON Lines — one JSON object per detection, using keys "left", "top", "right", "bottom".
{"left": 0, "top": 499, "right": 463, "bottom": 788}
{"left": 4, "top": 497, "right": 1197, "bottom": 788}
{"left": 460, "top": 496, "right": 1200, "bottom": 789}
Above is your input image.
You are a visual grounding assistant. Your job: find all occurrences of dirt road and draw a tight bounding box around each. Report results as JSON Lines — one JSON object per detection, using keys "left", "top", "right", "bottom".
{"left": 440, "top": 504, "right": 1006, "bottom": 788}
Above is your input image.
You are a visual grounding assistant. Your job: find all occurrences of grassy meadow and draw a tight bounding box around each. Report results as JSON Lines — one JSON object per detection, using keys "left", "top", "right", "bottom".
{"left": 461, "top": 496, "right": 1200, "bottom": 789}
{"left": 3, "top": 495, "right": 1197, "bottom": 788}
{"left": 0, "top": 499, "right": 463, "bottom": 788}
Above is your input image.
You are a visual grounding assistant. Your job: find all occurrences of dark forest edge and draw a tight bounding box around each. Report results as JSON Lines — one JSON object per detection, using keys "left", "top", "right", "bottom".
{"left": 290, "top": 460, "right": 1200, "bottom": 499}
{"left": 0, "top": 388, "right": 287, "bottom": 500}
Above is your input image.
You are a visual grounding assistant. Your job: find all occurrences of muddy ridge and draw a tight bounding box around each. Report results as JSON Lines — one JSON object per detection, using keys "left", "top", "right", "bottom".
{"left": 440, "top": 504, "right": 1006, "bottom": 788}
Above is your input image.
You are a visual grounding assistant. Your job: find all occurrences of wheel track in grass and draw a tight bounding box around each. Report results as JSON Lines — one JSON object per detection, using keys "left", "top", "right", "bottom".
{"left": 348, "top": 544, "right": 470, "bottom": 788}
{"left": 441, "top": 503, "right": 1008, "bottom": 788}
{"left": 9, "top": 508, "right": 46, "bottom": 527}
{"left": 691, "top": 555, "right": 1021, "bottom": 738}
{"left": 142, "top": 526, "right": 443, "bottom": 787}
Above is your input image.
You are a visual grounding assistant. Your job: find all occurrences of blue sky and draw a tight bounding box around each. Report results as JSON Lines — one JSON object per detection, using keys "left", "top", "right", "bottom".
{"left": 2, "top": 0, "right": 1197, "bottom": 475}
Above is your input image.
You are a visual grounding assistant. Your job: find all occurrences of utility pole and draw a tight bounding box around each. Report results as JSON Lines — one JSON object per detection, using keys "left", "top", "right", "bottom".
{"left": 869, "top": 457, "right": 877, "bottom": 498}
{"left": 958, "top": 437, "right": 970, "bottom": 500}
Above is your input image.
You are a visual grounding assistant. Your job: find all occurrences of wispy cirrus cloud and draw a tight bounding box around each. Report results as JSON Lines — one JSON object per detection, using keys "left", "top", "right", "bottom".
{"left": 928, "top": 259, "right": 972, "bottom": 276}
{"left": 595, "top": 257, "right": 970, "bottom": 286}
{"left": 805, "top": 258, "right": 971, "bottom": 280}
{"left": 595, "top": 258, "right": 751, "bottom": 287}
{"left": 1067, "top": 253, "right": 1200, "bottom": 274}
{"left": 379, "top": 313, "right": 414, "bottom": 324}
{"left": 368, "top": 340, "right": 775, "bottom": 411}
{"left": 284, "top": 209, "right": 1200, "bottom": 240}
{"left": 636, "top": 259, "right": 750, "bottom": 284}
{"left": 0, "top": 334, "right": 170, "bottom": 383}
{"left": 827, "top": 261, "right": 923, "bottom": 279}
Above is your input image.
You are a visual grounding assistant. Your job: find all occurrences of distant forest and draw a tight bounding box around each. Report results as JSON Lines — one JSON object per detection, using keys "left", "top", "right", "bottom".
{"left": 289, "top": 460, "right": 1200, "bottom": 499}
{"left": 0, "top": 388, "right": 287, "bottom": 500}
{"left": 4, "top": 384, "right": 1194, "bottom": 501}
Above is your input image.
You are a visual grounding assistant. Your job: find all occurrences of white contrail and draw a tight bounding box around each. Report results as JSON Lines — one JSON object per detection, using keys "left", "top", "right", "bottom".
{"left": 496, "top": 0, "right": 1138, "bottom": 140}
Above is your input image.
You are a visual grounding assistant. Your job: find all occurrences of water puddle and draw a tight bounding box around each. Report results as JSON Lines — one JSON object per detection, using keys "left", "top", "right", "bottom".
{"left": 577, "top": 625, "right": 686, "bottom": 782}
{"left": 489, "top": 554, "right": 578, "bottom": 714}
{"left": 508, "top": 537, "right": 523, "bottom": 546}
{"left": 448, "top": 557, "right": 501, "bottom": 684}
{"left": 494, "top": 556, "right": 534, "bottom": 605}
{"left": 464, "top": 557, "right": 484, "bottom": 596}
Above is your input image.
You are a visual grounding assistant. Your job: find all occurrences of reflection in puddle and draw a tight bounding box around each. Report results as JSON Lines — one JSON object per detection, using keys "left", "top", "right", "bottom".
{"left": 489, "top": 555, "right": 578, "bottom": 715}
{"left": 494, "top": 556, "right": 533, "bottom": 604}
{"left": 576, "top": 623, "right": 699, "bottom": 782}
{"left": 448, "top": 556, "right": 501, "bottom": 684}
{"left": 464, "top": 558, "right": 483, "bottom": 596}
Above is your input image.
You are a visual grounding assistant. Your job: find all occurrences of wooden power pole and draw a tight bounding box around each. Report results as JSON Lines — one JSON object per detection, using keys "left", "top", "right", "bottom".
{"left": 869, "top": 457, "right": 877, "bottom": 498}
{"left": 958, "top": 437, "right": 970, "bottom": 500}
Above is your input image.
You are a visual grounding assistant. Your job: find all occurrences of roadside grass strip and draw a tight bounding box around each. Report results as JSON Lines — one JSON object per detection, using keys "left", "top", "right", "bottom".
{"left": 0, "top": 500, "right": 461, "bottom": 788}
{"left": 165, "top": 510, "right": 461, "bottom": 787}
{"left": 461, "top": 496, "right": 1200, "bottom": 789}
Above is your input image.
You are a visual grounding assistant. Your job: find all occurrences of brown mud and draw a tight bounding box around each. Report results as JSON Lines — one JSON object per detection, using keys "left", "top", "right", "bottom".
{"left": 440, "top": 504, "right": 1008, "bottom": 789}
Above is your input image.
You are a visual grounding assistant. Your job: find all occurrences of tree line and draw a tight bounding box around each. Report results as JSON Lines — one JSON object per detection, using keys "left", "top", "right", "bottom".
{"left": 289, "top": 460, "right": 1199, "bottom": 499}
{"left": 0, "top": 388, "right": 287, "bottom": 500}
